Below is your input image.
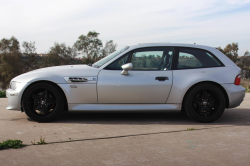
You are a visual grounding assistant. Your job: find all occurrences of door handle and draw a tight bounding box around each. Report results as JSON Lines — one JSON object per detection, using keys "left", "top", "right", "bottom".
{"left": 155, "top": 77, "right": 168, "bottom": 81}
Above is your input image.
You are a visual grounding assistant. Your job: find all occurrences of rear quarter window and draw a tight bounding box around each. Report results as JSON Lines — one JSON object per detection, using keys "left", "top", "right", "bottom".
{"left": 176, "top": 48, "right": 223, "bottom": 69}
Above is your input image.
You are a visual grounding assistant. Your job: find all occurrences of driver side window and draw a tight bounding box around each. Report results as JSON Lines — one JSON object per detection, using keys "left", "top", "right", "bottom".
{"left": 105, "top": 47, "right": 174, "bottom": 70}
{"left": 105, "top": 53, "right": 130, "bottom": 70}
{"left": 131, "top": 47, "right": 174, "bottom": 70}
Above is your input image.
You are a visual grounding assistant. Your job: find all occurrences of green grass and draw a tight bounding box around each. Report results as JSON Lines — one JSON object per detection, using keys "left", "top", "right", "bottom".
{"left": 0, "top": 139, "right": 24, "bottom": 150}
{"left": 0, "top": 91, "right": 6, "bottom": 98}
{"left": 187, "top": 128, "right": 197, "bottom": 131}
{"left": 241, "top": 79, "right": 250, "bottom": 93}
{"left": 31, "top": 136, "right": 46, "bottom": 145}
{"left": 37, "top": 136, "right": 46, "bottom": 145}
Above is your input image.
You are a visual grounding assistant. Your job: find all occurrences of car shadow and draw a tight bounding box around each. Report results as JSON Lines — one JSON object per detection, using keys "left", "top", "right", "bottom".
{"left": 52, "top": 108, "right": 250, "bottom": 126}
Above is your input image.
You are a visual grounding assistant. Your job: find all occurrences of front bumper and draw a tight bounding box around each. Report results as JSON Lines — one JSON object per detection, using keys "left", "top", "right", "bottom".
{"left": 222, "top": 84, "right": 246, "bottom": 108}
{"left": 6, "top": 82, "right": 29, "bottom": 111}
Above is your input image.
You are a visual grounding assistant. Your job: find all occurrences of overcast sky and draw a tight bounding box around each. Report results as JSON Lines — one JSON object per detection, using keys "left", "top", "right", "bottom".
{"left": 1, "top": 0, "right": 250, "bottom": 55}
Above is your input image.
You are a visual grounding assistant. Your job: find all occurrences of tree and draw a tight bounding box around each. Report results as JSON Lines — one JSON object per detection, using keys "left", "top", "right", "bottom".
{"left": 0, "top": 33, "right": 117, "bottom": 89}
{"left": 218, "top": 42, "right": 239, "bottom": 63}
{"left": 241, "top": 51, "right": 250, "bottom": 78}
{"left": 0, "top": 36, "right": 20, "bottom": 53}
{"left": 100, "top": 40, "right": 117, "bottom": 58}
{"left": 74, "top": 31, "right": 117, "bottom": 64}
{"left": 22, "top": 41, "right": 39, "bottom": 71}
{"left": 74, "top": 31, "right": 103, "bottom": 61}
{"left": 0, "top": 37, "right": 23, "bottom": 89}
{"left": 42, "top": 42, "right": 78, "bottom": 67}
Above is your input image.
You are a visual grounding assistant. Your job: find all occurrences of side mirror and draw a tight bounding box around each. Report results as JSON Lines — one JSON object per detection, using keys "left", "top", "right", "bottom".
{"left": 121, "top": 63, "right": 133, "bottom": 75}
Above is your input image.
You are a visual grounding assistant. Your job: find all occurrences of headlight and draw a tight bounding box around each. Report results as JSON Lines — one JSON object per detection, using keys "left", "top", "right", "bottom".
{"left": 10, "top": 81, "right": 22, "bottom": 90}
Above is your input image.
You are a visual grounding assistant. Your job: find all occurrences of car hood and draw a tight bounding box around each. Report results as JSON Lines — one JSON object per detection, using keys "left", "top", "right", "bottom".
{"left": 12, "top": 65, "right": 101, "bottom": 83}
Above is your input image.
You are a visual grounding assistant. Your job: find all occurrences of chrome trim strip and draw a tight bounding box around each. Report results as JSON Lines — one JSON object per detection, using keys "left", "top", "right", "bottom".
{"left": 64, "top": 77, "right": 97, "bottom": 83}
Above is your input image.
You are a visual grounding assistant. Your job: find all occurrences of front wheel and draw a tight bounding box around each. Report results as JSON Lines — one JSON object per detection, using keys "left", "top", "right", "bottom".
{"left": 184, "top": 83, "right": 226, "bottom": 123}
{"left": 22, "top": 83, "right": 65, "bottom": 122}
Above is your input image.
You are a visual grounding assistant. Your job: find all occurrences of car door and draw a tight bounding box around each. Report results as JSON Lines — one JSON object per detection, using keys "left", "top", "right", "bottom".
{"left": 97, "top": 47, "right": 174, "bottom": 104}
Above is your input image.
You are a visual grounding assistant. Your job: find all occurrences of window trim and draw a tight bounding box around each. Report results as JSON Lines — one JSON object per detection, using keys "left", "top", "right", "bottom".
{"left": 104, "top": 46, "right": 175, "bottom": 71}
{"left": 172, "top": 47, "right": 225, "bottom": 70}
{"left": 130, "top": 47, "right": 169, "bottom": 71}
{"left": 104, "top": 51, "right": 132, "bottom": 70}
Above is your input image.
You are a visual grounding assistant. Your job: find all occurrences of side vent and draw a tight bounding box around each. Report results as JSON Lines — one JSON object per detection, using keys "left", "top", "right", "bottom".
{"left": 64, "top": 76, "right": 97, "bottom": 83}
{"left": 69, "top": 77, "right": 88, "bottom": 82}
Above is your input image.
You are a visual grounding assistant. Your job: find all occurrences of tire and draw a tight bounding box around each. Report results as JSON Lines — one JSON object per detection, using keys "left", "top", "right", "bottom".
{"left": 184, "top": 83, "right": 226, "bottom": 123}
{"left": 22, "top": 83, "right": 65, "bottom": 122}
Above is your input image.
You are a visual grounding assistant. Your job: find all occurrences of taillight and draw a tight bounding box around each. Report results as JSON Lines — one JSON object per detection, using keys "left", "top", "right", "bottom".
{"left": 234, "top": 74, "right": 241, "bottom": 85}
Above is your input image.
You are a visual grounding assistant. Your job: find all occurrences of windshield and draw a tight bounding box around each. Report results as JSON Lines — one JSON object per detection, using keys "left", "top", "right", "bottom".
{"left": 92, "top": 46, "right": 129, "bottom": 68}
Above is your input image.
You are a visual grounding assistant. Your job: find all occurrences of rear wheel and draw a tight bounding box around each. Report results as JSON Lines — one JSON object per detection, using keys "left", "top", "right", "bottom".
{"left": 22, "top": 83, "right": 65, "bottom": 122}
{"left": 184, "top": 83, "right": 226, "bottom": 123}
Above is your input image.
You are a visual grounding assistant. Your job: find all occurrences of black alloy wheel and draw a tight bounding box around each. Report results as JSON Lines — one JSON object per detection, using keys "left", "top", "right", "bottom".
{"left": 22, "top": 83, "right": 65, "bottom": 122}
{"left": 192, "top": 90, "right": 219, "bottom": 117}
{"left": 29, "top": 88, "right": 56, "bottom": 116}
{"left": 185, "top": 83, "right": 226, "bottom": 123}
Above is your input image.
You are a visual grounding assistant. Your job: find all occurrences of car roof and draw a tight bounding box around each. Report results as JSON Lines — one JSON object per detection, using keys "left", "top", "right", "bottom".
{"left": 129, "top": 43, "right": 215, "bottom": 50}
{"left": 122, "top": 43, "right": 236, "bottom": 67}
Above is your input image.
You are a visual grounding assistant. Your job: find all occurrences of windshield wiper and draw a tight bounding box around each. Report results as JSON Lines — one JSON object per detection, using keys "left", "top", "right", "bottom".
{"left": 88, "top": 63, "right": 92, "bottom": 66}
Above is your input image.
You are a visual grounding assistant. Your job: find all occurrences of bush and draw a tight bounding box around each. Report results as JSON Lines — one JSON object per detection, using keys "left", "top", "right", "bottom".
{"left": 241, "top": 78, "right": 250, "bottom": 93}
{"left": 0, "top": 139, "right": 24, "bottom": 150}
{"left": 0, "top": 91, "right": 6, "bottom": 98}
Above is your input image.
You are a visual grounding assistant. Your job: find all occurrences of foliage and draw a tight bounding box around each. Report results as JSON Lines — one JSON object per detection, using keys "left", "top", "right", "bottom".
{"left": 42, "top": 42, "right": 79, "bottom": 67}
{"left": 241, "top": 51, "right": 250, "bottom": 78}
{"left": 0, "top": 37, "right": 23, "bottom": 89}
{"left": 219, "top": 43, "right": 250, "bottom": 80}
{"left": 74, "top": 31, "right": 117, "bottom": 62}
{"left": 241, "top": 78, "right": 250, "bottom": 93}
{"left": 82, "top": 56, "right": 96, "bottom": 64}
{"left": 246, "top": 87, "right": 250, "bottom": 93}
{"left": 0, "top": 139, "right": 24, "bottom": 150}
{"left": 22, "top": 41, "right": 39, "bottom": 72}
{"left": 187, "top": 128, "right": 197, "bottom": 131}
{"left": 101, "top": 40, "right": 117, "bottom": 58}
{"left": 31, "top": 139, "right": 36, "bottom": 145}
{"left": 31, "top": 136, "right": 46, "bottom": 145}
{"left": 0, "top": 91, "right": 5, "bottom": 98}
{"left": 0, "top": 36, "right": 20, "bottom": 53}
{"left": 37, "top": 136, "right": 46, "bottom": 144}
{"left": 74, "top": 31, "right": 103, "bottom": 61}
{"left": 218, "top": 42, "right": 239, "bottom": 63}
{"left": 0, "top": 32, "right": 117, "bottom": 90}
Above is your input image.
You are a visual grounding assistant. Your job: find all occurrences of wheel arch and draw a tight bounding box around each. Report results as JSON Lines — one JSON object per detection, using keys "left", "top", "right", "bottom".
{"left": 181, "top": 81, "right": 229, "bottom": 110}
{"left": 20, "top": 80, "right": 68, "bottom": 111}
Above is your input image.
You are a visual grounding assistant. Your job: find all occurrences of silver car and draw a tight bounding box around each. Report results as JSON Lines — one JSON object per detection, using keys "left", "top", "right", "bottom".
{"left": 6, "top": 43, "right": 245, "bottom": 122}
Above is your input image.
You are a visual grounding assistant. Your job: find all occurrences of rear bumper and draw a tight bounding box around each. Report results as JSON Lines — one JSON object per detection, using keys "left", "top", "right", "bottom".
{"left": 222, "top": 84, "right": 246, "bottom": 108}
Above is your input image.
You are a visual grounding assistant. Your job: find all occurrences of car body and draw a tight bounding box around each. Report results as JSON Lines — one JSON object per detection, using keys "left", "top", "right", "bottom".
{"left": 6, "top": 43, "right": 246, "bottom": 122}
